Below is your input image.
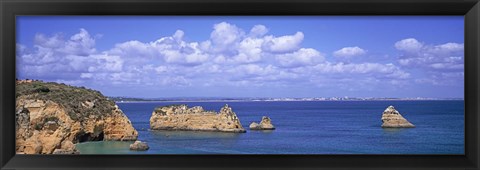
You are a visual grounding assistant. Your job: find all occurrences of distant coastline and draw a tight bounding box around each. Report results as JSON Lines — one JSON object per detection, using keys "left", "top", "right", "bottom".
{"left": 109, "top": 96, "right": 464, "bottom": 103}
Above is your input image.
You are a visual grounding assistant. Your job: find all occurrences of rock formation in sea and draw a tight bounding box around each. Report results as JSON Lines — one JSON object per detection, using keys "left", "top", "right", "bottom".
{"left": 381, "top": 105, "right": 415, "bottom": 128}
{"left": 16, "top": 80, "right": 138, "bottom": 154}
{"left": 129, "top": 140, "right": 149, "bottom": 151}
{"left": 249, "top": 116, "right": 275, "bottom": 130}
{"left": 150, "top": 104, "right": 246, "bottom": 133}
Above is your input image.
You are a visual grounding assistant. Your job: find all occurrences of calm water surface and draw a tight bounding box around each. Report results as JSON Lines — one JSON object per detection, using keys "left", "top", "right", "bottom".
{"left": 76, "top": 100, "right": 464, "bottom": 154}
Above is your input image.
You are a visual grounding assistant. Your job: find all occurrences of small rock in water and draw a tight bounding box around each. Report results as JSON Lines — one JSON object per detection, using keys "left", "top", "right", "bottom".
{"left": 381, "top": 106, "right": 415, "bottom": 128}
{"left": 249, "top": 116, "right": 275, "bottom": 130}
{"left": 249, "top": 122, "right": 260, "bottom": 129}
{"left": 129, "top": 140, "right": 150, "bottom": 151}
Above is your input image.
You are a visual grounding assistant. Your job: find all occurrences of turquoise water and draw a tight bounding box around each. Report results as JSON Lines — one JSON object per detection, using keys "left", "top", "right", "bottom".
{"left": 76, "top": 100, "right": 464, "bottom": 154}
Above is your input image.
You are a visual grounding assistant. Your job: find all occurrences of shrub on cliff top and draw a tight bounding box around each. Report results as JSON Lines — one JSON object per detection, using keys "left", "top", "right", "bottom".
{"left": 16, "top": 81, "right": 116, "bottom": 121}
{"left": 35, "top": 86, "right": 50, "bottom": 93}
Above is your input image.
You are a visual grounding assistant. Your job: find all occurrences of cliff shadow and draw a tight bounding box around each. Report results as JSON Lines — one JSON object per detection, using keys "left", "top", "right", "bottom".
{"left": 75, "top": 131, "right": 105, "bottom": 143}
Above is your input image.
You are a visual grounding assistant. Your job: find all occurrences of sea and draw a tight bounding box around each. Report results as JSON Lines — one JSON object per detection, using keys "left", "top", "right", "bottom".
{"left": 75, "top": 100, "right": 464, "bottom": 154}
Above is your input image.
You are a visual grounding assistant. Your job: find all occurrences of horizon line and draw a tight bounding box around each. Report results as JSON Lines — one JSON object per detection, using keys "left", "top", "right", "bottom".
{"left": 108, "top": 96, "right": 465, "bottom": 100}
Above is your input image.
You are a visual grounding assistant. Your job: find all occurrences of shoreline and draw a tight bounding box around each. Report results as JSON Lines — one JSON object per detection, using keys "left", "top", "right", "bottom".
{"left": 115, "top": 99, "right": 465, "bottom": 103}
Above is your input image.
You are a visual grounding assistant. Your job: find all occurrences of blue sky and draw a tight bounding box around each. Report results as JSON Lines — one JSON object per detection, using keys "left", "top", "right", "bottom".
{"left": 16, "top": 16, "right": 464, "bottom": 98}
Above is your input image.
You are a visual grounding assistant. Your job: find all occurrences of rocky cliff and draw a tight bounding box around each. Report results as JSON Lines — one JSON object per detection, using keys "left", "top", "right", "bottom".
{"left": 381, "top": 106, "right": 415, "bottom": 128}
{"left": 16, "top": 80, "right": 138, "bottom": 154}
{"left": 150, "top": 104, "right": 246, "bottom": 133}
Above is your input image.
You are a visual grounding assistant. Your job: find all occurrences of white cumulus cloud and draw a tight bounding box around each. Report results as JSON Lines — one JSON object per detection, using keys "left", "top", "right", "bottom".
{"left": 232, "top": 37, "right": 264, "bottom": 63}
{"left": 20, "top": 24, "right": 448, "bottom": 92}
{"left": 394, "top": 38, "right": 464, "bottom": 86}
{"left": 395, "top": 38, "right": 423, "bottom": 52}
{"left": 208, "top": 22, "right": 245, "bottom": 53}
{"left": 395, "top": 38, "right": 464, "bottom": 71}
{"left": 313, "top": 62, "right": 410, "bottom": 79}
{"left": 263, "top": 32, "right": 304, "bottom": 53}
{"left": 249, "top": 25, "right": 269, "bottom": 37}
{"left": 333, "top": 46, "right": 366, "bottom": 58}
{"left": 276, "top": 48, "right": 324, "bottom": 68}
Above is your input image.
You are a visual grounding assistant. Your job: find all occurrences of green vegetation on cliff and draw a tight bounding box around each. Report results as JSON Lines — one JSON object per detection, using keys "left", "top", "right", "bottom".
{"left": 16, "top": 81, "right": 116, "bottom": 121}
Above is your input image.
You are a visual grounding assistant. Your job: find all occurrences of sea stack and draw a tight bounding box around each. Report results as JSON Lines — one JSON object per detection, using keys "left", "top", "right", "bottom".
{"left": 15, "top": 80, "right": 138, "bottom": 154}
{"left": 249, "top": 116, "right": 275, "bottom": 130}
{"left": 381, "top": 106, "right": 415, "bottom": 128}
{"left": 149, "top": 104, "right": 246, "bottom": 133}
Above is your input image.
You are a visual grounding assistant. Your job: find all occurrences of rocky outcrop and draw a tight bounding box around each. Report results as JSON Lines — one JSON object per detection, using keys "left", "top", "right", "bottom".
{"left": 381, "top": 106, "right": 415, "bottom": 128}
{"left": 129, "top": 140, "right": 149, "bottom": 151}
{"left": 249, "top": 116, "right": 275, "bottom": 130}
{"left": 52, "top": 140, "right": 80, "bottom": 154}
{"left": 16, "top": 80, "right": 138, "bottom": 154}
{"left": 249, "top": 122, "right": 260, "bottom": 129}
{"left": 150, "top": 104, "right": 246, "bottom": 133}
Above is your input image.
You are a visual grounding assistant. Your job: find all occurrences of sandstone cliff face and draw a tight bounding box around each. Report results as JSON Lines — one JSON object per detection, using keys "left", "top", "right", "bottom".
{"left": 249, "top": 116, "right": 275, "bottom": 130}
{"left": 381, "top": 106, "right": 415, "bottom": 128}
{"left": 150, "top": 104, "right": 246, "bottom": 133}
{"left": 16, "top": 81, "right": 138, "bottom": 154}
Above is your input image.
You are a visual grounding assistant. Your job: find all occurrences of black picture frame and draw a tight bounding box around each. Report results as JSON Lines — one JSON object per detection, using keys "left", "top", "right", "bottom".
{"left": 1, "top": 0, "right": 479, "bottom": 169}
